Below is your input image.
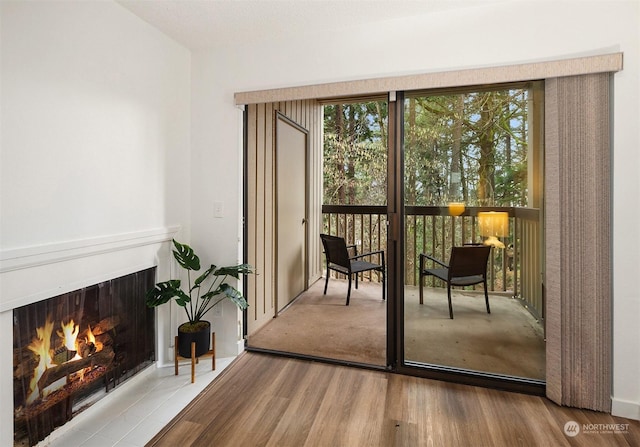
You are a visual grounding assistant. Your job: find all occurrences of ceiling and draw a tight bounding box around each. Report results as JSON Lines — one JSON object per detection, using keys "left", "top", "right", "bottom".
{"left": 117, "top": 0, "right": 507, "bottom": 50}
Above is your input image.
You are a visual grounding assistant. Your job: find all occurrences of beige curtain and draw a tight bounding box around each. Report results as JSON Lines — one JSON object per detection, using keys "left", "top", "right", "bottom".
{"left": 545, "top": 73, "right": 612, "bottom": 412}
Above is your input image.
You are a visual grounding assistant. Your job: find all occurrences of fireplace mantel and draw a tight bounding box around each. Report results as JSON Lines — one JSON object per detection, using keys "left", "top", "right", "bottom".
{"left": 0, "top": 226, "right": 179, "bottom": 312}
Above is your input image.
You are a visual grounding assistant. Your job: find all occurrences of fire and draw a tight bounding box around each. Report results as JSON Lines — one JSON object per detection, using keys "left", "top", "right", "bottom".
{"left": 58, "top": 319, "right": 79, "bottom": 351}
{"left": 26, "top": 318, "right": 56, "bottom": 405}
{"left": 86, "top": 324, "right": 103, "bottom": 352}
{"left": 25, "top": 317, "right": 105, "bottom": 405}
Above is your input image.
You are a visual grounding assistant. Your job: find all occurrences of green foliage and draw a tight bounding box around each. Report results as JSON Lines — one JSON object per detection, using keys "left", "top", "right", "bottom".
{"left": 172, "top": 241, "right": 200, "bottom": 270}
{"left": 323, "top": 102, "right": 387, "bottom": 205}
{"left": 322, "top": 88, "right": 530, "bottom": 209}
{"left": 403, "top": 89, "right": 530, "bottom": 207}
{"left": 146, "top": 240, "right": 253, "bottom": 323}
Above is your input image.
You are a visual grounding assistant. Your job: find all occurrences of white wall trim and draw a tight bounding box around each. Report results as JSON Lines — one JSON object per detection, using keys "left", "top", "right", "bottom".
{"left": 0, "top": 226, "right": 180, "bottom": 273}
{"left": 612, "top": 398, "right": 640, "bottom": 421}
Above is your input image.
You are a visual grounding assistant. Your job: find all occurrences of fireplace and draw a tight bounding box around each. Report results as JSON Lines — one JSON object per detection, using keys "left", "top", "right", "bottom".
{"left": 12, "top": 268, "right": 156, "bottom": 446}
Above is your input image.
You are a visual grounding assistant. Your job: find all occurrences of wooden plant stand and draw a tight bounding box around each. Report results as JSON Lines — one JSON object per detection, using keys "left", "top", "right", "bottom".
{"left": 174, "top": 332, "right": 215, "bottom": 383}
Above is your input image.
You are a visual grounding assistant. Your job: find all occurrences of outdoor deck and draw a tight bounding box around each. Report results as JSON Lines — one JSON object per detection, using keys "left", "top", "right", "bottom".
{"left": 322, "top": 204, "right": 543, "bottom": 322}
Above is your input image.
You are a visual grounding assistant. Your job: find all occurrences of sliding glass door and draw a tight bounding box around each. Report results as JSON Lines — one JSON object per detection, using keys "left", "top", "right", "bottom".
{"left": 396, "top": 83, "right": 546, "bottom": 388}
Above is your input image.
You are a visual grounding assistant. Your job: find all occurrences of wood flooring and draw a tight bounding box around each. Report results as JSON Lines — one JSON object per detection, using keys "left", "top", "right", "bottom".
{"left": 147, "top": 352, "right": 640, "bottom": 447}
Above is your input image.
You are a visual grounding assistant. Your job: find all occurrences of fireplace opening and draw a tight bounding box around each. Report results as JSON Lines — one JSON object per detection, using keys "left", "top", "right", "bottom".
{"left": 13, "top": 267, "right": 156, "bottom": 447}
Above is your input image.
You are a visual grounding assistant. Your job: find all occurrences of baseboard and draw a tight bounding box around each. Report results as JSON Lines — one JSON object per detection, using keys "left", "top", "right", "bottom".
{"left": 612, "top": 397, "right": 640, "bottom": 421}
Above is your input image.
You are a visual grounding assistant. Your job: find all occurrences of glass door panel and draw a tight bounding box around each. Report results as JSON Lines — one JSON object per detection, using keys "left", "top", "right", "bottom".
{"left": 401, "top": 84, "right": 546, "bottom": 381}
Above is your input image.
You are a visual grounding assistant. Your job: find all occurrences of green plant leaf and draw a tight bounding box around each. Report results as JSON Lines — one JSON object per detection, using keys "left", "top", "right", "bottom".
{"left": 194, "top": 264, "right": 216, "bottom": 288}
{"left": 146, "top": 280, "right": 183, "bottom": 307}
{"left": 173, "top": 289, "right": 191, "bottom": 307}
{"left": 219, "top": 283, "right": 249, "bottom": 310}
{"left": 146, "top": 240, "right": 253, "bottom": 323}
{"left": 172, "top": 239, "right": 200, "bottom": 271}
{"left": 214, "top": 264, "right": 254, "bottom": 279}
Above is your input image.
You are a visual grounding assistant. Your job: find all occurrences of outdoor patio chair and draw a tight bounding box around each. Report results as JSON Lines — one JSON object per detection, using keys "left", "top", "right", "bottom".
{"left": 419, "top": 245, "right": 492, "bottom": 319}
{"left": 320, "top": 234, "right": 385, "bottom": 306}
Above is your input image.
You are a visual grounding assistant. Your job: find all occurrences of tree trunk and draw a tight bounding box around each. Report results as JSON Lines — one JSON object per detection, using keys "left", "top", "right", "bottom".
{"left": 335, "top": 104, "right": 345, "bottom": 205}
{"left": 347, "top": 105, "right": 356, "bottom": 205}
{"left": 477, "top": 93, "right": 495, "bottom": 205}
{"left": 449, "top": 95, "right": 464, "bottom": 200}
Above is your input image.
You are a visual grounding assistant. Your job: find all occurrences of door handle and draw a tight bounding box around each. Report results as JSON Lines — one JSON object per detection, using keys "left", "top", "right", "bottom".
{"left": 388, "top": 213, "right": 398, "bottom": 241}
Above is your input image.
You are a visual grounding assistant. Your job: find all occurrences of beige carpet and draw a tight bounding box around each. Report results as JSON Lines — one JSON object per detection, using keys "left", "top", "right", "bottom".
{"left": 247, "top": 278, "right": 545, "bottom": 380}
{"left": 248, "top": 278, "right": 387, "bottom": 365}
{"left": 404, "top": 286, "right": 545, "bottom": 379}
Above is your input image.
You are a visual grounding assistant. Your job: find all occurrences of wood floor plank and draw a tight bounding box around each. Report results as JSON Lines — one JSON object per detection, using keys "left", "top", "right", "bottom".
{"left": 147, "top": 353, "right": 640, "bottom": 447}
{"left": 303, "top": 367, "right": 374, "bottom": 446}
{"left": 340, "top": 371, "right": 388, "bottom": 446}
{"left": 265, "top": 361, "right": 335, "bottom": 446}
{"left": 151, "top": 420, "right": 205, "bottom": 447}
{"left": 196, "top": 356, "right": 298, "bottom": 446}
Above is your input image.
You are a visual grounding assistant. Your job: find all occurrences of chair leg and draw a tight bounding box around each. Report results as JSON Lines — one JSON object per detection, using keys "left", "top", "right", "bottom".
{"left": 355, "top": 272, "right": 359, "bottom": 290}
{"left": 346, "top": 274, "right": 352, "bottom": 306}
{"left": 419, "top": 255, "right": 424, "bottom": 305}
{"left": 484, "top": 280, "right": 491, "bottom": 314}
{"left": 323, "top": 267, "right": 330, "bottom": 295}
{"left": 174, "top": 335, "right": 179, "bottom": 376}
{"left": 447, "top": 285, "right": 454, "bottom": 319}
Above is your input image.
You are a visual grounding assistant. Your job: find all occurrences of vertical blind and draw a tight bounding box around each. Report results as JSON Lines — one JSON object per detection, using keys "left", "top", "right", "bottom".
{"left": 545, "top": 73, "right": 612, "bottom": 411}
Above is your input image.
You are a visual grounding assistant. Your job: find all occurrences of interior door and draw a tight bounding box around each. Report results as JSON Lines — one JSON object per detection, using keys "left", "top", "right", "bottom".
{"left": 276, "top": 112, "right": 308, "bottom": 312}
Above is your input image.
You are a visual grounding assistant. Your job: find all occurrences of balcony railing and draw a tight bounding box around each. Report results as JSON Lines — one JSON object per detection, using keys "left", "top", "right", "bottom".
{"left": 322, "top": 204, "right": 543, "bottom": 321}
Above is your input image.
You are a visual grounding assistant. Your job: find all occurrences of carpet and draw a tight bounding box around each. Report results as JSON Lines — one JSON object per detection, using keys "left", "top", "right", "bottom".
{"left": 247, "top": 278, "right": 545, "bottom": 380}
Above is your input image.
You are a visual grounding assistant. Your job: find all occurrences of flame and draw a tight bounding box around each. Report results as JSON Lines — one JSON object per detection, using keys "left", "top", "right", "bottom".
{"left": 26, "top": 318, "right": 56, "bottom": 405}
{"left": 58, "top": 319, "right": 80, "bottom": 351}
{"left": 86, "top": 325, "right": 103, "bottom": 352}
{"left": 24, "top": 318, "right": 105, "bottom": 404}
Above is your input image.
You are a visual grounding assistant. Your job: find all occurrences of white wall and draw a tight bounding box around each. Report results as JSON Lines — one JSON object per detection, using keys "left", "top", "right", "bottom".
{"left": 0, "top": 2, "right": 191, "bottom": 444}
{"left": 1, "top": 5, "right": 637, "bottom": 445}
{"left": 190, "top": 0, "right": 640, "bottom": 419}
{"left": 1, "top": 2, "right": 191, "bottom": 250}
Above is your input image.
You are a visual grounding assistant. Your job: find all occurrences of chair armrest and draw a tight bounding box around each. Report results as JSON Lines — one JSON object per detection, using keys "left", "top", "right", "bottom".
{"left": 419, "top": 253, "right": 448, "bottom": 268}
{"left": 351, "top": 250, "right": 384, "bottom": 265}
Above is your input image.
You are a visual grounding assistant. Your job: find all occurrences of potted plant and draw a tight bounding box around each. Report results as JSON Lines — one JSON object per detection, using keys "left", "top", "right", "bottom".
{"left": 146, "top": 239, "right": 253, "bottom": 358}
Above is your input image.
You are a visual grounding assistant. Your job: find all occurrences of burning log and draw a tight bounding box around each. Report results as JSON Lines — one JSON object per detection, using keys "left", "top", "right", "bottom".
{"left": 90, "top": 316, "right": 120, "bottom": 335}
{"left": 14, "top": 318, "right": 117, "bottom": 388}
{"left": 36, "top": 345, "right": 114, "bottom": 395}
{"left": 77, "top": 338, "right": 97, "bottom": 358}
{"left": 14, "top": 363, "right": 111, "bottom": 425}
{"left": 13, "top": 349, "right": 38, "bottom": 380}
{"left": 52, "top": 346, "right": 76, "bottom": 364}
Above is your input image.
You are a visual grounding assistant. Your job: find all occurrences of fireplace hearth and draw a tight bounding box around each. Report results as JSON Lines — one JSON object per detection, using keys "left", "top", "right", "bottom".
{"left": 13, "top": 268, "right": 156, "bottom": 446}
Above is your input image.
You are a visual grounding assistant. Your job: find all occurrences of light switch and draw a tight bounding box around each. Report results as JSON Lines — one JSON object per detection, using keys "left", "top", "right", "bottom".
{"left": 214, "top": 201, "right": 224, "bottom": 218}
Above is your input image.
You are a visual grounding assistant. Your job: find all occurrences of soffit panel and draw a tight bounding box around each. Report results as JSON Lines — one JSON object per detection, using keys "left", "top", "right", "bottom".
{"left": 235, "top": 53, "right": 623, "bottom": 105}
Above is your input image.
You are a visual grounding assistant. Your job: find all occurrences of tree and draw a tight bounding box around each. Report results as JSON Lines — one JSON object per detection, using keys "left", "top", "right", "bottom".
{"left": 323, "top": 101, "right": 387, "bottom": 206}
